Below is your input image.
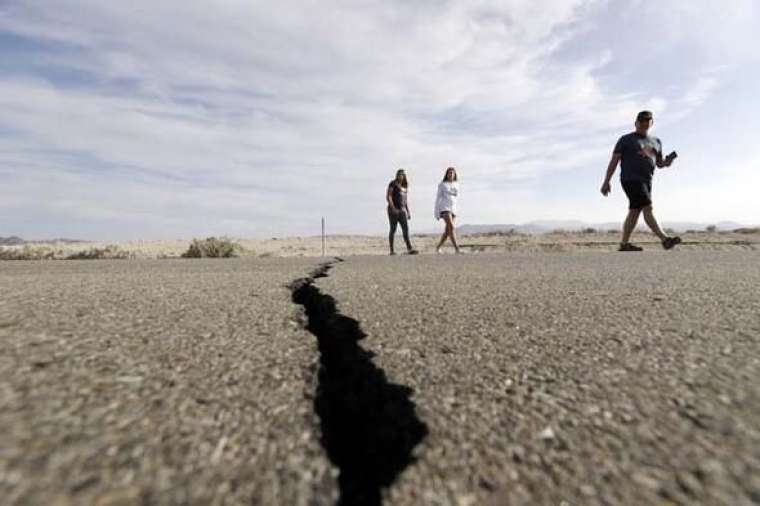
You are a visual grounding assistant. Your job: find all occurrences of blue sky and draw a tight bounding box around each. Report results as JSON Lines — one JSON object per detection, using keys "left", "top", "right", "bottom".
{"left": 1, "top": 0, "right": 758, "bottom": 240}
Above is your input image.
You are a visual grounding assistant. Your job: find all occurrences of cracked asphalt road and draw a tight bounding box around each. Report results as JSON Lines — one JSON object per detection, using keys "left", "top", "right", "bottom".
{"left": 2, "top": 251, "right": 759, "bottom": 505}
{"left": 0, "top": 258, "right": 336, "bottom": 505}
{"left": 317, "top": 251, "right": 760, "bottom": 506}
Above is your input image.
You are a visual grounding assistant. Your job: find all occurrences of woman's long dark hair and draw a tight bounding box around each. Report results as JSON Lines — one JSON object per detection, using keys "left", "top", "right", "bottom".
{"left": 396, "top": 169, "right": 408, "bottom": 188}
{"left": 442, "top": 167, "right": 458, "bottom": 182}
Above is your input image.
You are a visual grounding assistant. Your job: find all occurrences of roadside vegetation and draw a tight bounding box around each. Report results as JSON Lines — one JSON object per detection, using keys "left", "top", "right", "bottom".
{"left": 181, "top": 237, "right": 242, "bottom": 258}
{"left": 0, "top": 245, "right": 61, "bottom": 260}
{"left": 66, "top": 245, "right": 132, "bottom": 260}
{"left": 0, "top": 244, "right": 131, "bottom": 260}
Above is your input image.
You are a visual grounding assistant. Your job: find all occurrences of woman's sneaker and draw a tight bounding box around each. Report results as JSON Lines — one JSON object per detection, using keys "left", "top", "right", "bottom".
{"left": 407, "top": 249, "right": 419, "bottom": 255}
{"left": 619, "top": 242, "right": 643, "bottom": 252}
{"left": 662, "top": 236, "right": 682, "bottom": 250}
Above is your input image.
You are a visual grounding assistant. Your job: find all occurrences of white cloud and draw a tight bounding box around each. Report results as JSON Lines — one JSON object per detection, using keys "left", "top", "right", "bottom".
{"left": 0, "top": 0, "right": 757, "bottom": 239}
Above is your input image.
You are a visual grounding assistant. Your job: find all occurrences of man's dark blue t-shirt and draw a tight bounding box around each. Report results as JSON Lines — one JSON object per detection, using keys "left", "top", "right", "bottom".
{"left": 614, "top": 132, "right": 662, "bottom": 182}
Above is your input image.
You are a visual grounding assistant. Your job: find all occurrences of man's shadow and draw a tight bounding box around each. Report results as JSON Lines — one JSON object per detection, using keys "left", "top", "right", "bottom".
{"left": 292, "top": 275, "right": 428, "bottom": 506}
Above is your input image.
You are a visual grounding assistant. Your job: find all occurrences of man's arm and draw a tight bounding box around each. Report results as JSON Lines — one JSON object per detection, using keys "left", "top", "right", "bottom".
{"left": 656, "top": 151, "right": 675, "bottom": 168}
{"left": 655, "top": 139, "right": 675, "bottom": 168}
{"left": 601, "top": 153, "right": 621, "bottom": 196}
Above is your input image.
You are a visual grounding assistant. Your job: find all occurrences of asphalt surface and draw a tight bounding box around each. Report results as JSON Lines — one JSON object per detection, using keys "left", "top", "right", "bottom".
{"left": 0, "top": 258, "right": 336, "bottom": 505}
{"left": 2, "top": 251, "right": 759, "bottom": 505}
{"left": 315, "top": 251, "right": 760, "bottom": 506}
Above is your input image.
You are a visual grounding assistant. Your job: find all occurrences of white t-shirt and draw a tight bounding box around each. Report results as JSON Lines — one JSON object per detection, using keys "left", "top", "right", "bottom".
{"left": 435, "top": 181, "right": 459, "bottom": 219}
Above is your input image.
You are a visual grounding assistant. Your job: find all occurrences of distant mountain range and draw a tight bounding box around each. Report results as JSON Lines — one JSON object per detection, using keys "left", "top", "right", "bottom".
{"left": 457, "top": 220, "right": 753, "bottom": 235}
{"left": 0, "top": 236, "right": 26, "bottom": 246}
{"left": 0, "top": 236, "right": 85, "bottom": 245}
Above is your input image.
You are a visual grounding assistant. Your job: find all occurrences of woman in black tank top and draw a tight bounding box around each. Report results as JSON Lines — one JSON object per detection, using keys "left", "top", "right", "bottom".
{"left": 385, "top": 169, "right": 418, "bottom": 255}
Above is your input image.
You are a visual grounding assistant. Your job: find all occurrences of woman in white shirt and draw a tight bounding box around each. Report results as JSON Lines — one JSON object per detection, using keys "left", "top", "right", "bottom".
{"left": 434, "top": 167, "right": 461, "bottom": 254}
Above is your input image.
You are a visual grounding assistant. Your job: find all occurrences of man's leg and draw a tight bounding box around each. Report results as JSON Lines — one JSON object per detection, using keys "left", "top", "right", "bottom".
{"left": 642, "top": 205, "right": 667, "bottom": 241}
{"left": 622, "top": 208, "right": 642, "bottom": 244}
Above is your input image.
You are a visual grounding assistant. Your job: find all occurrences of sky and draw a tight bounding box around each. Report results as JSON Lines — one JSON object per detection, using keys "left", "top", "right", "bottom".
{"left": 1, "top": 0, "right": 758, "bottom": 240}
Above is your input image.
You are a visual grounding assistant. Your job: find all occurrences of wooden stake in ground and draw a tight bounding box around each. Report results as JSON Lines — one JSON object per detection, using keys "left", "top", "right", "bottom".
{"left": 321, "top": 217, "right": 326, "bottom": 257}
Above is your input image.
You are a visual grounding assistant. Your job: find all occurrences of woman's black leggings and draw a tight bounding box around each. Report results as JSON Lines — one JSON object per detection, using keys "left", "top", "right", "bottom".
{"left": 388, "top": 207, "right": 412, "bottom": 252}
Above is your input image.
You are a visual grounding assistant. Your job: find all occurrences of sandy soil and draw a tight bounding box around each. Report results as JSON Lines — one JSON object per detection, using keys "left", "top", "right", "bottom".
{"left": 2, "top": 230, "right": 758, "bottom": 259}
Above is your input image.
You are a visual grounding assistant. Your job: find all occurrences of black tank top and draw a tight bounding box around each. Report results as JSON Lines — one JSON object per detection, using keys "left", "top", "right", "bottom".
{"left": 388, "top": 181, "right": 407, "bottom": 208}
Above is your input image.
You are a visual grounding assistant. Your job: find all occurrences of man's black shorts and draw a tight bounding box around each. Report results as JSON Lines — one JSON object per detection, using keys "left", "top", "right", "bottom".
{"left": 621, "top": 180, "right": 652, "bottom": 209}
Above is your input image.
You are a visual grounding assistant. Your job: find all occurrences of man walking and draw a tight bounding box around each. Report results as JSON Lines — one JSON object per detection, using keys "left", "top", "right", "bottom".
{"left": 601, "top": 110, "right": 682, "bottom": 251}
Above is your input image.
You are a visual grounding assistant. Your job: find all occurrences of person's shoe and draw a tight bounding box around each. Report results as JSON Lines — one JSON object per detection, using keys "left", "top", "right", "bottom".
{"left": 619, "top": 242, "right": 643, "bottom": 252}
{"left": 435, "top": 247, "right": 442, "bottom": 254}
{"left": 662, "top": 236, "right": 682, "bottom": 250}
{"left": 407, "top": 249, "right": 419, "bottom": 255}
{"left": 389, "top": 251, "right": 397, "bottom": 256}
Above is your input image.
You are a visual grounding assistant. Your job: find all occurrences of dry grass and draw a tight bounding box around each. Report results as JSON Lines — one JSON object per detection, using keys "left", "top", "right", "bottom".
{"left": 467, "top": 229, "right": 528, "bottom": 238}
{"left": 0, "top": 245, "right": 61, "bottom": 261}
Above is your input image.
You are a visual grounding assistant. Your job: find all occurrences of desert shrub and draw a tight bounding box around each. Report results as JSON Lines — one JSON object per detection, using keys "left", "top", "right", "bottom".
{"left": 582, "top": 227, "right": 597, "bottom": 234}
{"left": 734, "top": 227, "right": 760, "bottom": 234}
{"left": 705, "top": 225, "right": 717, "bottom": 233}
{"left": 664, "top": 228, "right": 676, "bottom": 234}
{"left": 182, "top": 237, "right": 241, "bottom": 258}
{"left": 1, "top": 244, "right": 132, "bottom": 261}
{"left": 0, "top": 245, "right": 59, "bottom": 260}
{"left": 66, "top": 245, "right": 130, "bottom": 260}
{"left": 685, "top": 229, "right": 700, "bottom": 234}
{"left": 606, "top": 229, "right": 618, "bottom": 234}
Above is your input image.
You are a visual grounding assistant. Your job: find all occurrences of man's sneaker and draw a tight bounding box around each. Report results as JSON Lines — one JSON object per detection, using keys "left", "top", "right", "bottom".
{"left": 662, "top": 236, "right": 682, "bottom": 250}
{"left": 389, "top": 251, "right": 397, "bottom": 256}
{"left": 407, "top": 249, "right": 419, "bottom": 255}
{"left": 619, "top": 242, "right": 643, "bottom": 252}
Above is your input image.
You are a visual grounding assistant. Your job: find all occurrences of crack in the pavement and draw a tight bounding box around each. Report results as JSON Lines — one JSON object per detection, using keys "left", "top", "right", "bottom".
{"left": 290, "top": 259, "right": 428, "bottom": 506}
